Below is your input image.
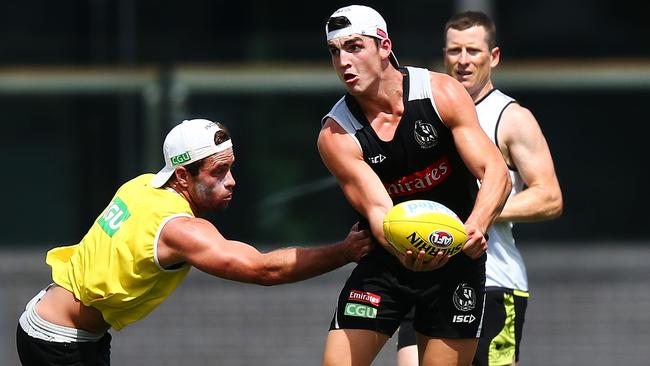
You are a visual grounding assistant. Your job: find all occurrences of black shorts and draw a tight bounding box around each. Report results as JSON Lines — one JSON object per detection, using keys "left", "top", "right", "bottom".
{"left": 16, "top": 324, "right": 112, "bottom": 366}
{"left": 329, "top": 246, "right": 486, "bottom": 339}
{"left": 396, "top": 308, "right": 416, "bottom": 350}
{"left": 473, "top": 288, "right": 528, "bottom": 366}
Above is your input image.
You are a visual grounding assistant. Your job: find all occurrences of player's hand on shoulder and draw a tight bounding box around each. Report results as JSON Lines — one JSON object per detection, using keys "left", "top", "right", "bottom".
{"left": 342, "top": 222, "right": 374, "bottom": 263}
{"left": 461, "top": 223, "right": 488, "bottom": 259}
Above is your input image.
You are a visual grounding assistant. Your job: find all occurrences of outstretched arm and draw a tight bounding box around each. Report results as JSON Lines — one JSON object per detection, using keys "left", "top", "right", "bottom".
{"left": 157, "top": 218, "right": 373, "bottom": 286}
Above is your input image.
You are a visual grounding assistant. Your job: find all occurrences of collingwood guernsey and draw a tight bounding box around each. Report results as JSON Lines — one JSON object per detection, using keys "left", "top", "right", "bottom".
{"left": 323, "top": 66, "right": 479, "bottom": 223}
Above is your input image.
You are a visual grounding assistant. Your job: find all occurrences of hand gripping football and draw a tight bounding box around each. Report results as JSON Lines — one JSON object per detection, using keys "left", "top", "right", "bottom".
{"left": 382, "top": 200, "right": 467, "bottom": 260}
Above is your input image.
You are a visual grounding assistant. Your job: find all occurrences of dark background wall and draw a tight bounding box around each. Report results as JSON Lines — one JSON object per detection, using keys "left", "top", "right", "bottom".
{"left": 2, "top": 0, "right": 648, "bottom": 247}
{"left": 3, "top": 1, "right": 649, "bottom": 64}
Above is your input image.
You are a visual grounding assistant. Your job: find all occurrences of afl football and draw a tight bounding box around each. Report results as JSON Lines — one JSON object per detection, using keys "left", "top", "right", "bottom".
{"left": 382, "top": 200, "right": 467, "bottom": 260}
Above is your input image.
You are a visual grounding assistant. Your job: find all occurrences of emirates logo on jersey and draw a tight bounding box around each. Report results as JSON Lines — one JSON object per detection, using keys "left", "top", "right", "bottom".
{"left": 414, "top": 120, "right": 438, "bottom": 149}
{"left": 383, "top": 156, "right": 451, "bottom": 197}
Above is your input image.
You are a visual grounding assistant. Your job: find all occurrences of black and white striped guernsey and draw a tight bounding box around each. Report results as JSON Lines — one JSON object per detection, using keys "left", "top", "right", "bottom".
{"left": 323, "top": 66, "right": 479, "bottom": 221}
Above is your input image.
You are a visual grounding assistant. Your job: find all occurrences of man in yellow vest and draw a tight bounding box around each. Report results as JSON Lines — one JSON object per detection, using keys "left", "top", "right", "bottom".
{"left": 16, "top": 118, "right": 373, "bottom": 366}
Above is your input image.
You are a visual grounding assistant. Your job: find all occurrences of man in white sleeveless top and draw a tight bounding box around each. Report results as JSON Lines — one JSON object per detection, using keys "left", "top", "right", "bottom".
{"left": 397, "top": 11, "right": 563, "bottom": 366}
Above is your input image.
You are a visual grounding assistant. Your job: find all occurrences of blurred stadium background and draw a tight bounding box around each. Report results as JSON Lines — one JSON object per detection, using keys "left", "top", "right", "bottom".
{"left": 1, "top": 0, "right": 649, "bottom": 365}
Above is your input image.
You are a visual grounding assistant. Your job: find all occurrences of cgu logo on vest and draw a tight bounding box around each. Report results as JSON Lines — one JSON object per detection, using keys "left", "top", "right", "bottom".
{"left": 97, "top": 197, "right": 131, "bottom": 237}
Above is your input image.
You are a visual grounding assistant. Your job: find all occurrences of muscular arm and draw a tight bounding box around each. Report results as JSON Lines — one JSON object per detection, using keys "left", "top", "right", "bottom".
{"left": 496, "top": 104, "right": 563, "bottom": 222}
{"left": 431, "top": 73, "right": 511, "bottom": 240}
{"left": 157, "top": 217, "right": 372, "bottom": 286}
{"left": 317, "top": 120, "right": 394, "bottom": 251}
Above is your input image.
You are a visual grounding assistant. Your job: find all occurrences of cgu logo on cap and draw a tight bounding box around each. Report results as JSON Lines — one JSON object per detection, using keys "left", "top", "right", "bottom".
{"left": 171, "top": 151, "right": 191, "bottom": 166}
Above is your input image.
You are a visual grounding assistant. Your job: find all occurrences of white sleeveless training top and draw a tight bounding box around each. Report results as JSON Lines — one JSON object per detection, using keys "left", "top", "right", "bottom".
{"left": 475, "top": 89, "right": 528, "bottom": 291}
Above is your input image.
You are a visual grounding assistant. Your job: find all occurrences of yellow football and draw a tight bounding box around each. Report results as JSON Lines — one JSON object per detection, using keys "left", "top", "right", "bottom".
{"left": 383, "top": 200, "right": 467, "bottom": 260}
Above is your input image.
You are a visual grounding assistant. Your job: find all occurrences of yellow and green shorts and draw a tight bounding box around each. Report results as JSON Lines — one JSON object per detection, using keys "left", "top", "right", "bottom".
{"left": 473, "top": 287, "right": 528, "bottom": 366}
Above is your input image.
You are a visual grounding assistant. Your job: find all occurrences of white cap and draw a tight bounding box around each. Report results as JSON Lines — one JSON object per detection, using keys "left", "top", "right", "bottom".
{"left": 325, "top": 5, "right": 399, "bottom": 67}
{"left": 151, "top": 119, "right": 233, "bottom": 188}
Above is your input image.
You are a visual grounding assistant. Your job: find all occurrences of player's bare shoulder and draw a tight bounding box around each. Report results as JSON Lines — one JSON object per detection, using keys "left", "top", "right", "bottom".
{"left": 159, "top": 216, "right": 220, "bottom": 253}
{"left": 430, "top": 70, "right": 468, "bottom": 94}
{"left": 429, "top": 69, "right": 457, "bottom": 86}
{"left": 503, "top": 101, "right": 535, "bottom": 123}
{"left": 499, "top": 101, "right": 543, "bottom": 143}
{"left": 427, "top": 71, "right": 476, "bottom": 127}
{"left": 318, "top": 117, "right": 349, "bottom": 153}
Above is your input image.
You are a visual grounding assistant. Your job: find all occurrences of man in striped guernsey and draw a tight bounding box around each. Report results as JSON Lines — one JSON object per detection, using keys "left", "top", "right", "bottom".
{"left": 318, "top": 5, "right": 512, "bottom": 366}
{"left": 397, "top": 11, "right": 563, "bottom": 366}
